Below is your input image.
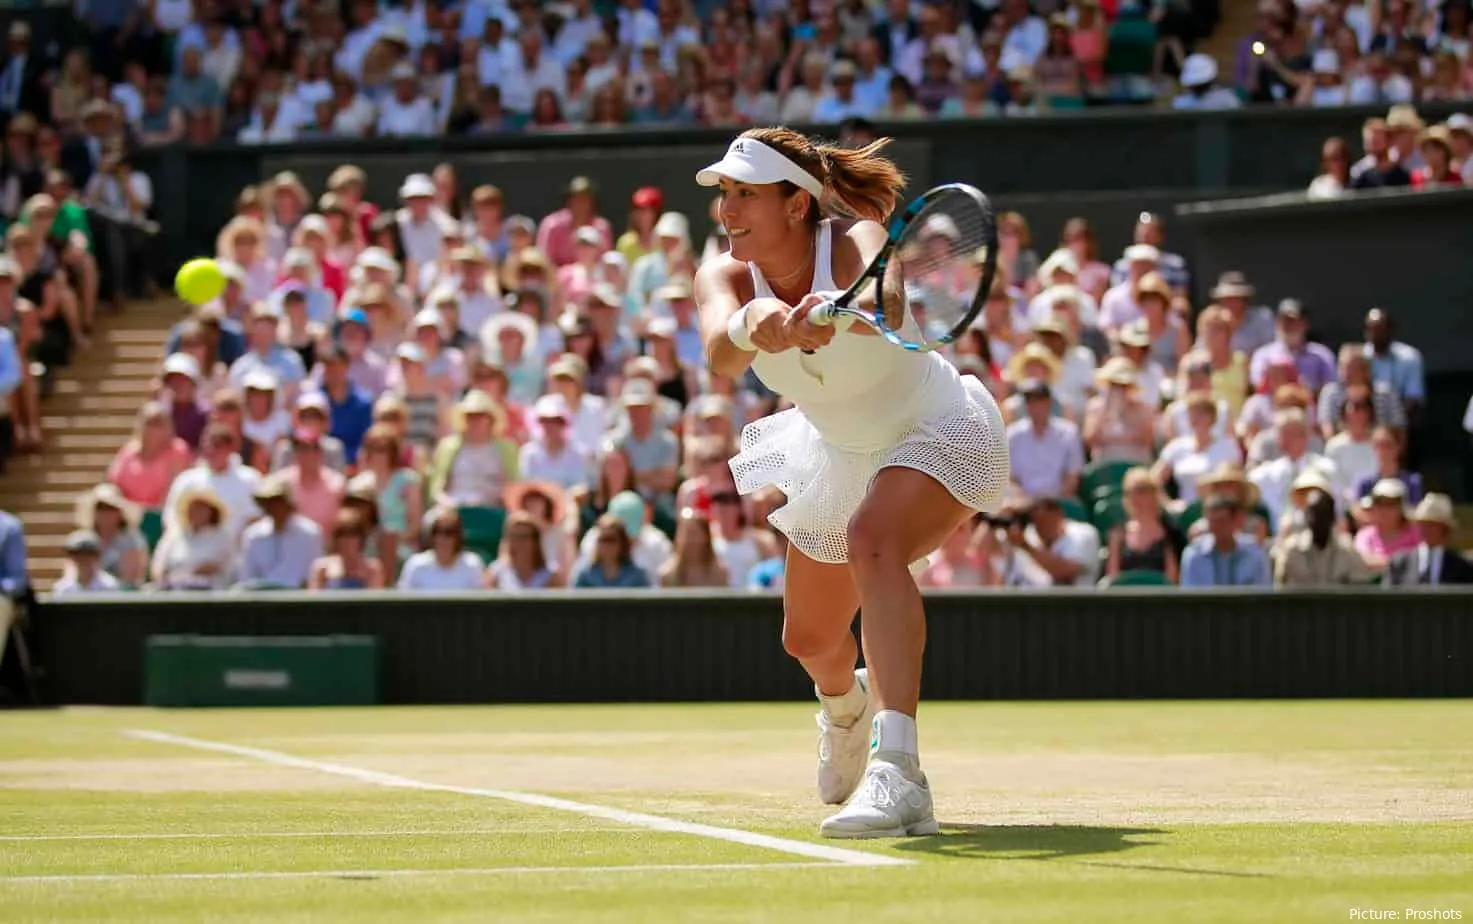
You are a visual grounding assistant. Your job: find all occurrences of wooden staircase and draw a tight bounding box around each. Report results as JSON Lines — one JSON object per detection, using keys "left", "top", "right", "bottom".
{"left": 1196, "top": 0, "right": 1260, "bottom": 81}
{"left": 0, "top": 298, "right": 178, "bottom": 589}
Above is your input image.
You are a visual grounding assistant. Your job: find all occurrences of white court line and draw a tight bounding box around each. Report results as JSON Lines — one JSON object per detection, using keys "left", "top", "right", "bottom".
{"left": 125, "top": 730, "right": 912, "bottom": 868}
{"left": 0, "top": 829, "right": 630, "bottom": 842}
{"left": 0, "top": 862, "right": 848, "bottom": 884}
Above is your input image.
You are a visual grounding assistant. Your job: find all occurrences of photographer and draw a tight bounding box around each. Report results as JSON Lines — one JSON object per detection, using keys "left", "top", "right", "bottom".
{"left": 82, "top": 147, "right": 155, "bottom": 302}
{"left": 1001, "top": 497, "right": 1102, "bottom": 588}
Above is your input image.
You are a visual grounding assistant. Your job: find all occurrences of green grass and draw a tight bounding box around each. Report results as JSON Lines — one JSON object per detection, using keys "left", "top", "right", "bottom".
{"left": 0, "top": 702, "right": 1470, "bottom": 922}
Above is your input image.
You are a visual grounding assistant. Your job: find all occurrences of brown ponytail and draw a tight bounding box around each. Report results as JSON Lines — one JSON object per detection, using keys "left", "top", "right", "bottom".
{"left": 739, "top": 127, "right": 907, "bottom": 224}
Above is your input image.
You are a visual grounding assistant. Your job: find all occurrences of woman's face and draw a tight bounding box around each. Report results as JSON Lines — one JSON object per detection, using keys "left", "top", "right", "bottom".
{"left": 430, "top": 521, "right": 459, "bottom": 555}
{"left": 1188, "top": 406, "right": 1213, "bottom": 433}
{"left": 1125, "top": 481, "right": 1158, "bottom": 518}
{"left": 497, "top": 327, "right": 525, "bottom": 361}
{"left": 335, "top": 530, "right": 364, "bottom": 556}
{"left": 462, "top": 411, "right": 494, "bottom": 442}
{"left": 507, "top": 524, "right": 539, "bottom": 558}
{"left": 602, "top": 450, "right": 631, "bottom": 488}
{"left": 717, "top": 178, "right": 801, "bottom": 263}
{"left": 595, "top": 529, "right": 623, "bottom": 563}
{"left": 232, "top": 233, "right": 257, "bottom": 263}
{"left": 187, "top": 501, "right": 213, "bottom": 530}
{"left": 1373, "top": 432, "right": 1398, "bottom": 465}
{"left": 94, "top": 504, "right": 121, "bottom": 532}
{"left": 141, "top": 413, "right": 170, "bottom": 446}
{"left": 1370, "top": 499, "right": 1400, "bottom": 530}
{"left": 521, "top": 493, "right": 553, "bottom": 522}
{"left": 246, "top": 390, "right": 274, "bottom": 416}
{"left": 1204, "top": 319, "right": 1229, "bottom": 349}
{"left": 677, "top": 516, "right": 712, "bottom": 553}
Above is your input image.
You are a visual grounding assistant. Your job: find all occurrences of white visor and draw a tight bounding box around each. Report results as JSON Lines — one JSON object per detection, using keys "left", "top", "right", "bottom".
{"left": 696, "top": 138, "right": 825, "bottom": 199}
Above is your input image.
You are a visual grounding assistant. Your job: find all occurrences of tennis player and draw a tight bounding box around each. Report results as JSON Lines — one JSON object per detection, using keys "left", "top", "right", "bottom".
{"left": 693, "top": 128, "right": 1008, "bottom": 838}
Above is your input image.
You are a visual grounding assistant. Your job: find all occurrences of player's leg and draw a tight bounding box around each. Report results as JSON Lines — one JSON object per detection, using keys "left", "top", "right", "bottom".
{"left": 819, "top": 466, "right": 972, "bottom": 838}
{"left": 782, "top": 545, "right": 873, "bottom": 804}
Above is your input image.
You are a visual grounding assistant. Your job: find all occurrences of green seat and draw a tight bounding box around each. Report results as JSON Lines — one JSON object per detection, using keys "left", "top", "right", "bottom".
{"left": 1091, "top": 483, "right": 1124, "bottom": 506}
{"left": 1101, "top": 569, "right": 1173, "bottom": 587}
{"left": 1091, "top": 497, "right": 1128, "bottom": 534}
{"left": 465, "top": 540, "right": 499, "bottom": 566}
{"left": 457, "top": 506, "right": 506, "bottom": 551}
{"left": 1104, "top": 16, "right": 1157, "bottom": 77}
{"left": 1175, "top": 499, "right": 1204, "bottom": 534}
{"left": 1058, "top": 497, "right": 1090, "bottom": 523}
{"left": 139, "top": 509, "right": 164, "bottom": 552}
{"left": 1079, "top": 460, "right": 1138, "bottom": 504}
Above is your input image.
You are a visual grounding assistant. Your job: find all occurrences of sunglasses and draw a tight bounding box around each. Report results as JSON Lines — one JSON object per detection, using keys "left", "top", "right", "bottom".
{"left": 430, "top": 527, "right": 459, "bottom": 537}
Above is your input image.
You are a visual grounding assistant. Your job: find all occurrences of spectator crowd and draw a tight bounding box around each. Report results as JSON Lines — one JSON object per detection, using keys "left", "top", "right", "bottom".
{"left": 30, "top": 135, "right": 1465, "bottom": 596}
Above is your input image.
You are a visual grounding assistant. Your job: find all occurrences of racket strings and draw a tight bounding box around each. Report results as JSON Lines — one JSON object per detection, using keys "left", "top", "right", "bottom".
{"left": 883, "top": 192, "right": 996, "bottom": 344}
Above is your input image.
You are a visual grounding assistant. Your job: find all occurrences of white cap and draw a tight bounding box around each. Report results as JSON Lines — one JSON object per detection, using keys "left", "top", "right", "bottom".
{"left": 1180, "top": 53, "right": 1217, "bottom": 88}
{"left": 389, "top": 61, "right": 416, "bottom": 81}
{"left": 653, "top": 211, "right": 689, "bottom": 240}
{"left": 243, "top": 369, "right": 279, "bottom": 392}
{"left": 161, "top": 352, "right": 200, "bottom": 382}
{"left": 574, "top": 225, "right": 603, "bottom": 246}
{"left": 1447, "top": 113, "right": 1473, "bottom": 135}
{"left": 533, "top": 393, "right": 570, "bottom": 421}
{"left": 1123, "top": 244, "right": 1160, "bottom": 263}
{"left": 399, "top": 173, "right": 435, "bottom": 200}
{"left": 282, "top": 247, "right": 314, "bottom": 270}
{"left": 358, "top": 247, "right": 400, "bottom": 274}
{"left": 601, "top": 250, "right": 628, "bottom": 270}
{"left": 1312, "top": 49, "right": 1340, "bottom": 75}
{"left": 646, "top": 316, "right": 677, "bottom": 338}
{"left": 696, "top": 137, "right": 825, "bottom": 199}
{"left": 297, "top": 214, "right": 329, "bottom": 238}
{"left": 296, "top": 391, "right": 329, "bottom": 412}
{"left": 412, "top": 308, "right": 444, "bottom": 331}
{"left": 396, "top": 342, "right": 425, "bottom": 363}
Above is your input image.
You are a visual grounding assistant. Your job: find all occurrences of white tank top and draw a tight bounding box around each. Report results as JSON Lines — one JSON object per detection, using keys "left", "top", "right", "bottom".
{"left": 745, "top": 220, "right": 964, "bottom": 452}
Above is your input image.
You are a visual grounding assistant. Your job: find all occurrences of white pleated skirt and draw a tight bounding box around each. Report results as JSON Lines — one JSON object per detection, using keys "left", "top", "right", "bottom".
{"left": 730, "top": 375, "right": 1009, "bottom": 566}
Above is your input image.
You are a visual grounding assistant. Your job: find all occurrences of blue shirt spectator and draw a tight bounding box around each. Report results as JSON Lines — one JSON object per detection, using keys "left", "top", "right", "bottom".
{"left": 311, "top": 347, "right": 374, "bottom": 464}
{"left": 1180, "top": 497, "right": 1272, "bottom": 588}
{"left": 236, "top": 513, "right": 323, "bottom": 589}
{"left": 166, "top": 315, "right": 246, "bottom": 368}
{"left": 1363, "top": 309, "right": 1424, "bottom": 407}
{"left": 0, "top": 511, "right": 28, "bottom": 596}
{"left": 0, "top": 327, "right": 23, "bottom": 404}
{"left": 573, "top": 562, "right": 651, "bottom": 588}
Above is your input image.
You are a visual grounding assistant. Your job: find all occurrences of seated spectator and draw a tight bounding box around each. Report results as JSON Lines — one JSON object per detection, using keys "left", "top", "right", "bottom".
{"left": 1411, "top": 125, "right": 1464, "bottom": 188}
{"left": 1135, "top": 276, "right": 1191, "bottom": 378}
{"left": 1210, "top": 272, "right": 1275, "bottom": 359}
{"left": 1238, "top": 358, "right": 1304, "bottom": 446}
{"left": 1180, "top": 494, "right": 1272, "bottom": 588}
{"left": 151, "top": 485, "right": 235, "bottom": 590}
{"left": 658, "top": 509, "right": 728, "bottom": 588}
{"left": 1083, "top": 359, "right": 1155, "bottom": 465}
{"left": 161, "top": 422, "right": 262, "bottom": 539}
{"left": 331, "top": 310, "right": 388, "bottom": 397}
{"left": 306, "top": 510, "right": 385, "bottom": 591}
{"left": 1195, "top": 306, "right": 1251, "bottom": 422}
{"left": 1154, "top": 391, "right": 1242, "bottom": 505}
{"left": 1098, "top": 246, "right": 1159, "bottom": 334}
{"left": 547, "top": 354, "right": 610, "bottom": 453}
{"left": 390, "top": 344, "right": 449, "bottom": 457}
{"left": 709, "top": 490, "right": 778, "bottom": 590}
{"left": 1319, "top": 344, "right": 1405, "bottom": 440}
{"left": 1249, "top": 409, "right": 1335, "bottom": 531}
{"left": 1245, "top": 384, "right": 1319, "bottom": 467}
{"left": 573, "top": 514, "right": 652, "bottom": 589}
{"left": 917, "top": 520, "right": 987, "bottom": 589}
{"left": 1363, "top": 308, "right": 1423, "bottom": 422}
{"left": 537, "top": 176, "right": 612, "bottom": 269}
{"left": 1348, "top": 117, "right": 1412, "bottom": 189}
{"left": 1016, "top": 496, "right": 1101, "bottom": 588}
{"left": 397, "top": 508, "right": 487, "bottom": 591}
{"left": 1006, "top": 379, "right": 1084, "bottom": 498}
{"left": 1352, "top": 425, "right": 1422, "bottom": 509}
{"left": 108, "top": 401, "right": 194, "bottom": 508}
{"left": 216, "top": 217, "right": 276, "bottom": 304}
{"left": 1115, "top": 321, "right": 1167, "bottom": 409}
{"left": 519, "top": 394, "right": 592, "bottom": 490}
{"left": 486, "top": 510, "right": 560, "bottom": 591}
{"left": 1324, "top": 385, "right": 1378, "bottom": 506}
{"left": 51, "top": 530, "right": 121, "bottom": 596}
{"left": 1387, "top": 494, "right": 1473, "bottom": 586}
{"left": 1354, "top": 478, "right": 1421, "bottom": 569}
{"left": 1173, "top": 54, "right": 1241, "bottom": 110}
{"left": 427, "top": 389, "right": 518, "bottom": 511}
{"left": 575, "top": 490, "right": 672, "bottom": 582}
{"left": 1249, "top": 300, "right": 1336, "bottom": 394}
{"left": 276, "top": 428, "right": 345, "bottom": 538}
{"left": 229, "top": 305, "right": 306, "bottom": 403}
{"left": 504, "top": 481, "right": 578, "bottom": 583}
{"left": 270, "top": 392, "right": 348, "bottom": 473}
{"left": 747, "top": 527, "right": 788, "bottom": 591}
{"left": 1161, "top": 355, "right": 1230, "bottom": 443}
{"left": 236, "top": 477, "right": 323, "bottom": 590}
{"left": 75, "top": 483, "right": 147, "bottom": 587}
{"left": 1105, "top": 467, "right": 1182, "bottom": 583}
{"left": 614, "top": 378, "right": 679, "bottom": 508}
{"left": 240, "top": 371, "right": 291, "bottom": 470}
{"left": 1307, "top": 136, "right": 1351, "bottom": 200}
{"left": 1032, "top": 316, "right": 1095, "bottom": 421}
{"left": 167, "top": 303, "right": 244, "bottom": 372}
{"left": 1273, "top": 488, "right": 1376, "bottom": 586}
{"left": 158, "top": 353, "right": 211, "bottom": 451}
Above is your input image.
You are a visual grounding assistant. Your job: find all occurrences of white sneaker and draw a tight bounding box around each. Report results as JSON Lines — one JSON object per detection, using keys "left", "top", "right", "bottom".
{"left": 818, "top": 759, "right": 940, "bottom": 839}
{"left": 815, "top": 668, "right": 874, "bottom": 805}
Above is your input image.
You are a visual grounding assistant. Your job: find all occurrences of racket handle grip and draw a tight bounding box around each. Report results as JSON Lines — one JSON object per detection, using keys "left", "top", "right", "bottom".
{"left": 808, "top": 301, "right": 837, "bottom": 327}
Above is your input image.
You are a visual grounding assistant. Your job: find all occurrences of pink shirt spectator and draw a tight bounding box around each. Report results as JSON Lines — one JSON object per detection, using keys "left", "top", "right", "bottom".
{"left": 557, "top": 262, "right": 599, "bottom": 307}
{"left": 108, "top": 438, "right": 195, "bottom": 508}
{"left": 281, "top": 466, "right": 346, "bottom": 537}
{"left": 1098, "top": 282, "right": 1143, "bottom": 332}
{"left": 1075, "top": 261, "right": 1112, "bottom": 300}
{"left": 535, "top": 210, "right": 613, "bottom": 267}
{"left": 1354, "top": 523, "right": 1421, "bottom": 561}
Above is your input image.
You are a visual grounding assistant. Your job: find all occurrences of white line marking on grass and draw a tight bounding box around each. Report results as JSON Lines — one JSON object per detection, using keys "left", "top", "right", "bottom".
{"left": 0, "top": 828, "right": 631, "bottom": 842}
{"left": 0, "top": 862, "right": 850, "bottom": 884}
{"left": 125, "top": 730, "right": 911, "bottom": 868}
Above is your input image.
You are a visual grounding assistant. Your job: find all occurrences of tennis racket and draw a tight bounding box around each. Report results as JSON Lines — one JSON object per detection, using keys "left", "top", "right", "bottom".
{"left": 804, "top": 182, "right": 997, "bottom": 353}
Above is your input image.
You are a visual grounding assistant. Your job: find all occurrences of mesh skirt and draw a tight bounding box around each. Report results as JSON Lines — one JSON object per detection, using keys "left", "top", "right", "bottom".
{"left": 730, "top": 376, "right": 1009, "bottom": 565}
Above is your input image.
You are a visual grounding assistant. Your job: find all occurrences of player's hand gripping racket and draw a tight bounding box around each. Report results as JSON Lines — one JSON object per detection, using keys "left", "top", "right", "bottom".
{"left": 803, "top": 183, "right": 997, "bottom": 353}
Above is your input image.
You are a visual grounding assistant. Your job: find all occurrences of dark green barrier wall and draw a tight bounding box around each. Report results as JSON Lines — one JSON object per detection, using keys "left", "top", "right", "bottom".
{"left": 35, "top": 590, "right": 1473, "bottom": 705}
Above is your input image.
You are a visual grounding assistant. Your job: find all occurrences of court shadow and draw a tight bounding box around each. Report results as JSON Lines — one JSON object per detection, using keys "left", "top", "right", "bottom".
{"left": 893, "top": 824, "right": 1163, "bottom": 861}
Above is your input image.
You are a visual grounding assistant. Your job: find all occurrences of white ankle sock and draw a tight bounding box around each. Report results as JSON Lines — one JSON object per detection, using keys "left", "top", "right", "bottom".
{"left": 871, "top": 709, "right": 919, "bottom": 764}
{"left": 817, "top": 679, "right": 867, "bottom": 726}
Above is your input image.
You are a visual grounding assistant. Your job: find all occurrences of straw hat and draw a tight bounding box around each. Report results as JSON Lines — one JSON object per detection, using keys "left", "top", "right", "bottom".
{"left": 1361, "top": 477, "right": 1409, "bottom": 511}
{"left": 482, "top": 311, "right": 539, "bottom": 353}
{"left": 174, "top": 484, "right": 230, "bottom": 529}
{"left": 1411, "top": 493, "right": 1457, "bottom": 529}
{"left": 1290, "top": 466, "right": 1334, "bottom": 497}
{"left": 1196, "top": 462, "right": 1261, "bottom": 508}
{"left": 504, "top": 480, "right": 572, "bottom": 526}
{"left": 1004, "top": 342, "right": 1061, "bottom": 384}
{"left": 452, "top": 388, "right": 506, "bottom": 433}
{"left": 1135, "top": 271, "right": 1172, "bottom": 302}
{"left": 1096, "top": 356, "right": 1139, "bottom": 388}
{"left": 76, "top": 483, "right": 140, "bottom": 530}
{"left": 1117, "top": 321, "right": 1152, "bottom": 349}
{"left": 1211, "top": 271, "right": 1255, "bottom": 301}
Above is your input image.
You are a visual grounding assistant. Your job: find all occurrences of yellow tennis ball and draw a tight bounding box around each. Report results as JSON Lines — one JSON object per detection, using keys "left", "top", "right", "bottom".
{"left": 174, "top": 258, "right": 227, "bottom": 305}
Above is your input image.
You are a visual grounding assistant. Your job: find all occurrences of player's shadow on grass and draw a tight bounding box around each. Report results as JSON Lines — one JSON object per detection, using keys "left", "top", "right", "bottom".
{"left": 894, "top": 824, "right": 1161, "bottom": 862}
{"left": 894, "top": 825, "right": 1272, "bottom": 879}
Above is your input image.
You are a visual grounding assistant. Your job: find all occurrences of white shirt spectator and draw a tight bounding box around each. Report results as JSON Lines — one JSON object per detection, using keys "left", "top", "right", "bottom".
{"left": 1324, "top": 432, "right": 1376, "bottom": 508}
{"left": 1098, "top": 281, "right": 1144, "bottom": 331}
{"left": 476, "top": 38, "right": 516, "bottom": 87}
{"left": 335, "top": 23, "right": 385, "bottom": 82}
{"left": 1023, "top": 519, "right": 1101, "bottom": 587}
{"left": 779, "top": 86, "right": 823, "bottom": 124}
{"left": 656, "top": 25, "right": 701, "bottom": 72}
{"left": 162, "top": 460, "right": 263, "bottom": 540}
{"left": 332, "top": 95, "right": 378, "bottom": 136}
{"left": 518, "top": 440, "right": 592, "bottom": 490}
{"left": 51, "top": 569, "right": 121, "bottom": 596}
{"left": 897, "top": 35, "right": 963, "bottom": 85}
{"left": 111, "top": 82, "right": 143, "bottom": 125}
{"left": 568, "top": 395, "right": 611, "bottom": 454}
{"left": 555, "top": 12, "right": 604, "bottom": 63}
{"left": 813, "top": 93, "right": 873, "bottom": 123}
{"left": 153, "top": 0, "right": 193, "bottom": 33}
{"left": 617, "top": 6, "right": 660, "bottom": 48}
{"left": 1249, "top": 452, "right": 1335, "bottom": 531}
{"left": 377, "top": 96, "right": 437, "bottom": 137}
{"left": 201, "top": 41, "right": 241, "bottom": 95}
{"left": 397, "top": 550, "right": 487, "bottom": 590}
{"left": 1158, "top": 436, "right": 1242, "bottom": 503}
{"left": 498, "top": 48, "right": 566, "bottom": 113}
{"left": 237, "top": 111, "right": 298, "bottom": 145}
{"left": 1348, "top": 73, "right": 1414, "bottom": 105}
{"left": 1003, "top": 15, "right": 1048, "bottom": 65}
{"left": 85, "top": 168, "right": 153, "bottom": 223}
{"left": 1026, "top": 286, "right": 1100, "bottom": 329}
{"left": 396, "top": 208, "right": 453, "bottom": 267}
